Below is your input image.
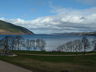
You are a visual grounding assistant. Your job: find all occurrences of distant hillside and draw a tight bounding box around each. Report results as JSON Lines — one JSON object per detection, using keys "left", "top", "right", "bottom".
{"left": 0, "top": 20, "right": 34, "bottom": 35}
{"left": 51, "top": 32, "right": 96, "bottom": 36}
{"left": 74, "top": 32, "right": 96, "bottom": 36}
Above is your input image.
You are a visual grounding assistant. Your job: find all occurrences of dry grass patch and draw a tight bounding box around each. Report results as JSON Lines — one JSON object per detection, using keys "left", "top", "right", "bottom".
{"left": 0, "top": 53, "right": 96, "bottom": 72}
{"left": 13, "top": 57, "right": 96, "bottom": 72}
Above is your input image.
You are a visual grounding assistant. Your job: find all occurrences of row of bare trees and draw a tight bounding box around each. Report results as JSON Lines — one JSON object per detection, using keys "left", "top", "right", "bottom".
{"left": 26, "top": 38, "right": 46, "bottom": 51}
{"left": 0, "top": 35, "right": 46, "bottom": 51}
{"left": 57, "top": 36, "right": 96, "bottom": 54}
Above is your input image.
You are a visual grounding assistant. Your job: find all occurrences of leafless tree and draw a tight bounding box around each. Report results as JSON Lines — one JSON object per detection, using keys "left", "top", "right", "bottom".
{"left": 82, "top": 36, "right": 90, "bottom": 55}
{"left": 40, "top": 39, "right": 46, "bottom": 51}
{"left": 15, "top": 35, "right": 25, "bottom": 50}
{"left": 57, "top": 44, "right": 64, "bottom": 52}
{"left": 56, "top": 38, "right": 84, "bottom": 53}
{"left": 26, "top": 39, "right": 31, "bottom": 51}
{"left": 36, "top": 39, "right": 46, "bottom": 51}
{"left": 30, "top": 39, "right": 36, "bottom": 51}
{"left": 73, "top": 40, "right": 78, "bottom": 52}
{"left": 57, "top": 43, "right": 68, "bottom": 52}
{"left": 36, "top": 39, "right": 40, "bottom": 50}
{"left": 68, "top": 41, "right": 74, "bottom": 52}
{"left": 72, "top": 39, "right": 82, "bottom": 55}
{"left": 92, "top": 36, "right": 96, "bottom": 51}
{"left": 9, "top": 36, "right": 17, "bottom": 50}
{"left": 62, "top": 44, "right": 67, "bottom": 52}
{"left": 0, "top": 39, "right": 5, "bottom": 49}
{"left": 77, "top": 40, "right": 82, "bottom": 52}
{"left": 73, "top": 39, "right": 82, "bottom": 52}
{"left": 0, "top": 36, "right": 12, "bottom": 55}
{"left": 57, "top": 45, "right": 62, "bottom": 51}
{"left": 66, "top": 41, "right": 74, "bottom": 52}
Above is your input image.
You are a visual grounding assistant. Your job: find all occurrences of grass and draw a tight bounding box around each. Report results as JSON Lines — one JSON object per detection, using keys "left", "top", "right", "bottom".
{"left": 11, "top": 50, "right": 96, "bottom": 55}
{"left": 0, "top": 29, "right": 6, "bottom": 32}
{"left": 0, "top": 50, "right": 96, "bottom": 72}
{"left": 17, "top": 54, "right": 75, "bottom": 63}
{"left": 87, "top": 51, "right": 96, "bottom": 53}
{"left": 0, "top": 20, "right": 32, "bottom": 34}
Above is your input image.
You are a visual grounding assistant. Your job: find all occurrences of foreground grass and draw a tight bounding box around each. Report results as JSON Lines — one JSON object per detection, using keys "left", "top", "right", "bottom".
{"left": 0, "top": 51, "right": 96, "bottom": 72}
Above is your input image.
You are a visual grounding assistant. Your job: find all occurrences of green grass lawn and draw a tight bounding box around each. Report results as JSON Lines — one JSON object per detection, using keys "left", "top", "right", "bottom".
{"left": 12, "top": 50, "right": 77, "bottom": 55}
{"left": 11, "top": 50, "right": 96, "bottom": 55}
{"left": 0, "top": 50, "right": 96, "bottom": 72}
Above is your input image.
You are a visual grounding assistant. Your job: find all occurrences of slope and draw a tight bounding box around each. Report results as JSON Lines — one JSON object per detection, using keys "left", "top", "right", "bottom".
{"left": 0, "top": 20, "right": 34, "bottom": 35}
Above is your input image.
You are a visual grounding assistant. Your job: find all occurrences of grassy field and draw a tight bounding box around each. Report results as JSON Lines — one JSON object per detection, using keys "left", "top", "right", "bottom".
{"left": 11, "top": 50, "right": 96, "bottom": 55}
{"left": 0, "top": 50, "right": 96, "bottom": 72}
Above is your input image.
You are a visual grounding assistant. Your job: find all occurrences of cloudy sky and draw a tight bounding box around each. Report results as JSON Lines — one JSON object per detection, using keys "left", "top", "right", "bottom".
{"left": 0, "top": 0, "right": 96, "bottom": 34}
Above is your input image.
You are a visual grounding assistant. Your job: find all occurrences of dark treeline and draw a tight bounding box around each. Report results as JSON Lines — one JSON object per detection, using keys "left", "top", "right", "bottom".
{"left": 57, "top": 36, "right": 96, "bottom": 54}
{"left": 0, "top": 35, "right": 46, "bottom": 51}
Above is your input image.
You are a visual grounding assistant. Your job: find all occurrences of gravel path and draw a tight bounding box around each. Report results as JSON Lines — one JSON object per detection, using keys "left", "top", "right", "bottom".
{"left": 0, "top": 60, "right": 32, "bottom": 72}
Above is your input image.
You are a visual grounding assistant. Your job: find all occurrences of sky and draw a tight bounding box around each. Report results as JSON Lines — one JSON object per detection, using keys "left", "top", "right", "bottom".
{"left": 0, "top": 0, "right": 96, "bottom": 34}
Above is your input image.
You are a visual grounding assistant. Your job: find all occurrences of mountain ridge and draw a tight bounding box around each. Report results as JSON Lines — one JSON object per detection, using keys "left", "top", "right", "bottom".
{"left": 0, "top": 20, "right": 34, "bottom": 35}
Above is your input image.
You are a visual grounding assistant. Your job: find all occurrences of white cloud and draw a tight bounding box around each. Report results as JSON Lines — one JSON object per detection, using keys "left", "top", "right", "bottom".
{"left": 1, "top": 7, "right": 96, "bottom": 34}
{"left": 0, "top": 17, "right": 5, "bottom": 20}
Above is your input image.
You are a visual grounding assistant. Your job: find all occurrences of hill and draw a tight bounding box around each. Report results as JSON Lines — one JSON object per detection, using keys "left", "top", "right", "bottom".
{"left": 0, "top": 20, "right": 34, "bottom": 35}
{"left": 51, "top": 32, "right": 96, "bottom": 36}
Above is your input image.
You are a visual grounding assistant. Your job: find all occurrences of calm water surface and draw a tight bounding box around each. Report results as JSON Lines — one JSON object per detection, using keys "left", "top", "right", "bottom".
{"left": 0, "top": 34, "right": 94, "bottom": 51}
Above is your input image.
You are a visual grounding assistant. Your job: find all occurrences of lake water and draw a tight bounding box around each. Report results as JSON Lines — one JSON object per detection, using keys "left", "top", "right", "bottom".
{"left": 0, "top": 34, "right": 94, "bottom": 51}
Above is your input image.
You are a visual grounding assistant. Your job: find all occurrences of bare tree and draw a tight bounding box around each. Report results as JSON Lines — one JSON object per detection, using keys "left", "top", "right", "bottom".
{"left": 15, "top": 35, "right": 25, "bottom": 50}
{"left": 0, "top": 39, "right": 5, "bottom": 49}
{"left": 62, "top": 44, "right": 67, "bottom": 52}
{"left": 57, "top": 43, "right": 68, "bottom": 52}
{"left": 36, "top": 39, "right": 46, "bottom": 51}
{"left": 92, "top": 36, "right": 96, "bottom": 51}
{"left": 65, "top": 42, "right": 68, "bottom": 52}
{"left": 57, "top": 41, "right": 76, "bottom": 52}
{"left": 68, "top": 41, "right": 74, "bottom": 52}
{"left": 30, "top": 39, "right": 36, "bottom": 51}
{"left": 73, "top": 40, "right": 78, "bottom": 52}
{"left": 40, "top": 39, "right": 46, "bottom": 51}
{"left": 82, "top": 36, "right": 90, "bottom": 55}
{"left": 36, "top": 39, "right": 40, "bottom": 50}
{"left": 26, "top": 39, "right": 31, "bottom": 51}
{"left": 9, "top": 36, "right": 17, "bottom": 50}
{"left": 57, "top": 44, "right": 64, "bottom": 52}
{"left": 0, "top": 36, "right": 13, "bottom": 55}
{"left": 77, "top": 40, "right": 82, "bottom": 52}
{"left": 73, "top": 39, "right": 82, "bottom": 52}
{"left": 72, "top": 39, "right": 82, "bottom": 55}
